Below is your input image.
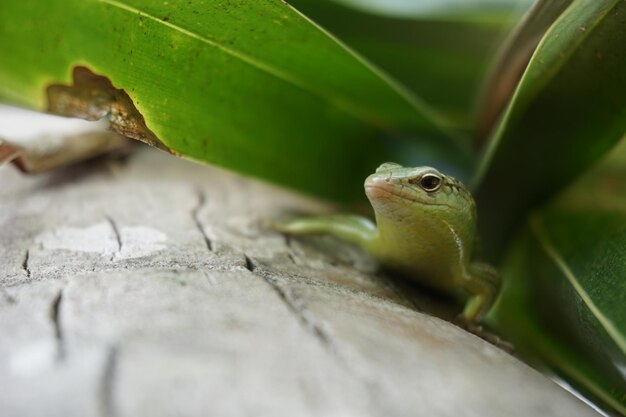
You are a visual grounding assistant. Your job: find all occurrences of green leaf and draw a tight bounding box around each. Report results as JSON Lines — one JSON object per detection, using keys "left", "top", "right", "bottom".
{"left": 488, "top": 139, "right": 626, "bottom": 415}
{"left": 474, "top": 0, "right": 626, "bottom": 258}
{"left": 289, "top": 0, "right": 524, "bottom": 131}
{"left": 0, "top": 0, "right": 462, "bottom": 203}
{"left": 475, "top": 0, "right": 573, "bottom": 139}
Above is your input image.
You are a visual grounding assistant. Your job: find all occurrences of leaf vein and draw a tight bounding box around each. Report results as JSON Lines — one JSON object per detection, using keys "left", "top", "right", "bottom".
{"left": 98, "top": 0, "right": 385, "bottom": 125}
{"left": 531, "top": 217, "right": 626, "bottom": 356}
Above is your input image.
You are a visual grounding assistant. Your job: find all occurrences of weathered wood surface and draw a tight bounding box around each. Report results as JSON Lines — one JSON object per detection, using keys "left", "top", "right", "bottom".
{"left": 0, "top": 146, "right": 597, "bottom": 417}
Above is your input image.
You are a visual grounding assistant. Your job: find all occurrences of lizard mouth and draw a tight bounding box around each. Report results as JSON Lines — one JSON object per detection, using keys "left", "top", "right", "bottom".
{"left": 365, "top": 184, "right": 442, "bottom": 206}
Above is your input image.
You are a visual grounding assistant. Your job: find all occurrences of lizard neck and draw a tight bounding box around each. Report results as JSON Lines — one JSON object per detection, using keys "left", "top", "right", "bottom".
{"left": 372, "top": 209, "right": 472, "bottom": 267}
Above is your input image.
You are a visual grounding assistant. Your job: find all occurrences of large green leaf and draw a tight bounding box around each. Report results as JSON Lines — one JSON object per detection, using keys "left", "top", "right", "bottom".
{"left": 488, "top": 138, "right": 626, "bottom": 414}
{"left": 475, "top": 0, "right": 573, "bottom": 139}
{"left": 0, "top": 0, "right": 462, "bottom": 202}
{"left": 289, "top": 0, "right": 524, "bottom": 131}
{"left": 474, "top": 0, "right": 626, "bottom": 258}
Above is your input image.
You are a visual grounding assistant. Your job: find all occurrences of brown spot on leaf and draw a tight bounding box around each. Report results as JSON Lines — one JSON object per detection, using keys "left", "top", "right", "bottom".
{"left": 47, "top": 66, "right": 170, "bottom": 153}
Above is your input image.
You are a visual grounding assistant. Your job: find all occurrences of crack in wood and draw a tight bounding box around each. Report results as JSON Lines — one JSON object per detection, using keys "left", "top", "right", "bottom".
{"left": 243, "top": 254, "right": 392, "bottom": 414}
{"left": 22, "top": 249, "right": 31, "bottom": 279}
{"left": 283, "top": 236, "right": 298, "bottom": 265}
{"left": 100, "top": 345, "right": 119, "bottom": 417}
{"left": 50, "top": 289, "right": 65, "bottom": 360}
{"left": 243, "top": 255, "right": 332, "bottom": 347}
{"left": 243, "top": 254, "right": 256, "bottom": 272}
{"left": 106, "top": 216, "right": 122, "bottom": 261}
{"left": 192, "top": 189, "right": 213, "bottom": 251}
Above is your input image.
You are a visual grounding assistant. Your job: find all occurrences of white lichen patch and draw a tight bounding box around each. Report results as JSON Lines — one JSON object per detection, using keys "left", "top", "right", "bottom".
{"left": 35, "top": 222, "right": 167, "bottom": 259}
{"left": 9, "top": 340, "right": 57, "bottom": 377}
{"left": 35, "top": 222, "right": 118, "bottom": 256}
{"left": 117, "top": 226, "right": 167, "bottom": 260}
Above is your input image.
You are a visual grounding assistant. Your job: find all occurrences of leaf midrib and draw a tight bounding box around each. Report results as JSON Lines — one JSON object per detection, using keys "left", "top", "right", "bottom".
{"left": 98, "top": 0, "right": 433, "bottom": 130}
{"left": 473, "top": 0, "right": 620, "bottom": 187}
{"left": 517, "top": 0, "right": 619, "bottom": 111}
{"left": 530, "top": 216, "right": 626, "bottom": 357}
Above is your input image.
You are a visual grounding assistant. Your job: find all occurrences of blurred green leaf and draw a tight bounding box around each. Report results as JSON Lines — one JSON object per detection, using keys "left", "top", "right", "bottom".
{"left": 474, "top": 0, "right": 626, "bottom": 259}
{"left": 289, "top": 0, "right": 524, "bottom": 131}
{"left": 489, "top": 139, "right": 626, "bottom": 415}
{"left": 0, "top": 0, "right": 462, "bottom": 203}
{"left": 476, "top": 0, "right": 573, "bottom": 139}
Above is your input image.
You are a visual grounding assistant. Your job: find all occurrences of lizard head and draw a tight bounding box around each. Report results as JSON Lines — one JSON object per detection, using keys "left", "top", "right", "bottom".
{"left": 364, "top": 162, "right": 476, "bottom": 223}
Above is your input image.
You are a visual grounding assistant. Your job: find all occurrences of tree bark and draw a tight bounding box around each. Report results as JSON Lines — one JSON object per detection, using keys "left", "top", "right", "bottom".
{"left": 0, "top": 147, "right": 597, "bottom": 417}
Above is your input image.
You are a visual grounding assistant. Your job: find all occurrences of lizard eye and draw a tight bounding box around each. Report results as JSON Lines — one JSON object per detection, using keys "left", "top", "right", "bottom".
{"left": 419, "top": 174, "right": 442, "bottom": 192}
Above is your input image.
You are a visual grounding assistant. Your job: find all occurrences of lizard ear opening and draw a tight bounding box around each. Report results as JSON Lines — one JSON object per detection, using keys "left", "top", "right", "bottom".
{"left": 376, "top": 162, "right": 402, "bottom": 173}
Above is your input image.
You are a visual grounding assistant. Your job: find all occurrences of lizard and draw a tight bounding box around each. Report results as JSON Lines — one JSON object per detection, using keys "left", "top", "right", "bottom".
{"left": 274, "top": 162, "right": 500, "bottom": 324}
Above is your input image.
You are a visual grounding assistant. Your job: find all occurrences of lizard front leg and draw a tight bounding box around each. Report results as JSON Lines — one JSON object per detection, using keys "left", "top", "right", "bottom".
{"left": 459, "top": 262, "right": 501, "bottom": 323}
{"left": 273, "top": 214, "right": 378, "bottom": 253}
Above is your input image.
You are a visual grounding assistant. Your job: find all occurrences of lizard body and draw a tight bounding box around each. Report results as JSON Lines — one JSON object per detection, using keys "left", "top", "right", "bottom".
{"left": 275, "top": 162, "right": 500, "bottom": 323}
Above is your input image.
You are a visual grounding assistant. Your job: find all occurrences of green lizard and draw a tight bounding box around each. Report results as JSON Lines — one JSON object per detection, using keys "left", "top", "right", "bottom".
{"left": 275, "top": 162, "right": 500, "bottom": 324}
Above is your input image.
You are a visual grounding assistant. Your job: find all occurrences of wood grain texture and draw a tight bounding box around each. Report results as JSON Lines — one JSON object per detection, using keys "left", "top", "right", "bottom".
{"left": 0, "top": 147, "right": 598, "bottom": 417}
